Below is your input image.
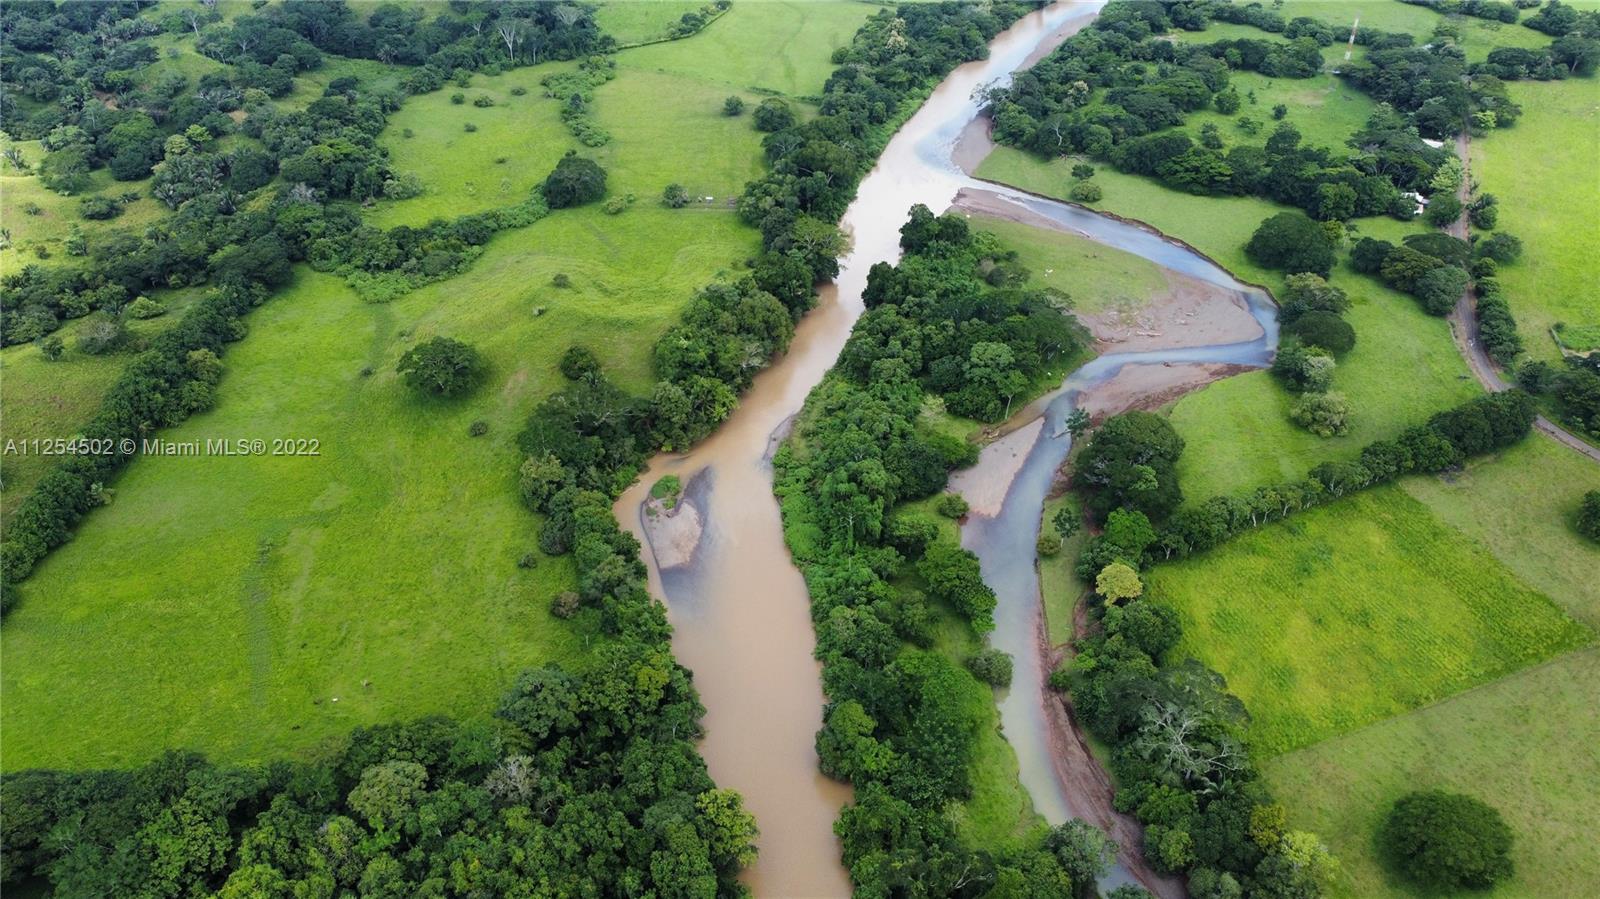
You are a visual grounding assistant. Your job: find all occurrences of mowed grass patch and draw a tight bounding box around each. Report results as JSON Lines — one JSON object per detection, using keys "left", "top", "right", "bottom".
{"left": 0, "top": 287, "right": 206, "bottom": 521}
{"left": 1402, "top": 436, "right": 1600, "bottom": 629}
{"left": 969, "top": 215, "right": 1169, "bottom": 316}
{"left": 617, "top": 0, "right": 876, "bottom": 97}
{"left": 1471, "top": 78, "right": 1600, "bottom": 357}
{"left": 0, "top": 206, "right": 757, "bottom": 770}
{"left": 1144, "top": 485, "right": 1592, "bottom": 755}
{"left": 1, "top": 141, "right": 165, "bottom": 270}
{"left": 366, "top": 64, "right": 578, "bottom": 228}
{"left": 1265, "top": 647, "right": 1600, "bottom": 899}
{"left": 976, "top": 147, "right": 1473, "bottom": 499}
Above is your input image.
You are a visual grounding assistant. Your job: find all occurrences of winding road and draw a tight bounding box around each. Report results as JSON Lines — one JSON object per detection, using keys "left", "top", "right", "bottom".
{"left": 1447, "top": 129, "right": 1600, "bottom": 463}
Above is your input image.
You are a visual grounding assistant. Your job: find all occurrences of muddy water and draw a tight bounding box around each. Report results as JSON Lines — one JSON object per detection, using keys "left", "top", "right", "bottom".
{"left": 612, "top": 2, "right": 1165, "bottom": 895}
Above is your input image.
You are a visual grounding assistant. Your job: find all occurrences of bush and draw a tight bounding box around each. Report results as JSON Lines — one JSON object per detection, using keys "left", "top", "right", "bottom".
{"left": 463, "top": 122, "right": 478, "bottom": 133}
{"left": 75, "top": 315, "right": 127, "bottom": 355}
{"left": 510, "top": 86, "right": 527, "bottom": 96}
{"left": 1290, "top": 391, "right": 1352, "bottom": 437}
{"left": 1425, "top": 194, "right": 1463, "bottom": 227}
{"left": 559, "top": 345, "right": 601, "bottom": 381}
{"left": 1578, "top": 490, "right": 1600, "bottom": 542}
{"left": 78, "top": 196, "right": 123, "bottom": 220}
{"left": 543, "top": 151, "right": 606, "bottom": 208}
{"left": 752, "top": 98, "right": 795, "bottom": 132}
{"left": 396, "top": 336, "right": 483, "bottom": 397}
{"left": 124, "top": 297, "right": 166, "bottom": 320}
{"left": 37, "top": 334, "right": 64, "bottom": 360}
{"left": 468, "top": 420, "right": 489, "bottom": 437}
{"left": 551, "top": 273, "right": 571, "bottom": 288}
{"left": 966, "top": 649, "right": 1014, "bottom": 687}
{"left": 934, "top": 493, "right": 969, "bottom": 519}
{"left": 450, "top": 92, "right": 465, "bottom": 104}
{"left": 1382, "top": 791, "right": 1514, "bottom": 890}
{"left": 722, "top": 95, "right": 744, "bottom": 116}
{"left": 472, "top": 95, "right": 494, "bottom": 107}
{"left": 1245, "top": 212, "right": 1335, "bottom": 276}
{"left": 1037, "top": 531, "right": 1063, "bottom": 557}
{"left": 662, "top": 183, "right": 690, "bottom": 208}
{"left": 1069, "top": 180, "right": 1103, "bottom": 203}
{"left": 601, "top": 194, "right": 633, "bottom": 215}
{"left": 550, "top": 590, "right": 580, "bottom": 619}
{"left": 1283, "top": 310, "right": 1355, "bottom": 355}
{"left": 1476, "top": 232, "right": 1523, "bottom": 264}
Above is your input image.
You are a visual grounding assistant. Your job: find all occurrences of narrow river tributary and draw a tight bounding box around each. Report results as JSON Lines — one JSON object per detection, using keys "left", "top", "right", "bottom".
{"left": 615, "top": 2, "right": 1279, "bottom": 894}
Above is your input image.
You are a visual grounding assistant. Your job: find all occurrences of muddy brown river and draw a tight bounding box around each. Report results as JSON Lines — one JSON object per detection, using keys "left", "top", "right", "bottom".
{"left": 615, "top": 2, "right": 1279, "bottom": 895}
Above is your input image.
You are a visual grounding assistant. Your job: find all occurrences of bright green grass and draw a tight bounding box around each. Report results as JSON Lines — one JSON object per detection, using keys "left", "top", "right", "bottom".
{"left": 365, "top": 63, "right": 579, "bottom": 228}
{"left": 0, "top": 287, "right": 206, "bottom": 521}
{"left": 617, "top": 0, "right": 876, "bottom": 98}
{"left": 1144, "top": 485, "right": 1592, "bottom": 755}
{"left": 1, "top": 141, "right": 165, "bottom": 272}
{"left": 1471, "top": 77, "right": 1600, "bottom": 358}
{"left": 1266, "top": 647, "right": 1600, "bottom": 899}
{"left": 969, "top": 215, "right": 1170, "bottom": 315}
{"left": 0, "top": 206, "right": 757, "bottom": 770}
{"left": 976, "top": 147, "right": 1473, "bottom": 500}
{"left": 1402, "top": 437, "right": 1600, "bottom": 628}
{"left": 595, "top": 1, "right": 711, "bottom": 46}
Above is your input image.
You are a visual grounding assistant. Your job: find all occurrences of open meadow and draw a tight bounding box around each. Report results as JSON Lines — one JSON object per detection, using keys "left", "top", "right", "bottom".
{"left": 1143, "top": 485, "right": 1592, "bottom": 755}
{"left": 1266, "top": 647, "right": 1600, "bottom": 899}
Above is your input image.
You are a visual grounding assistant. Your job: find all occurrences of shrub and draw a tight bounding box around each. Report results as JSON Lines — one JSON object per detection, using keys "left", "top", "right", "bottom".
{"left": 1577, "top": 490, "right": 1600, "bottom": 542}
{"left": 723, "top": 95, "right": 744, "bottom": 116}
{"left": 396, "top": 336, "right": 483, "bottom": 397}
{"left": 1425, "top": 194, "right": 1463, "bottom": 227}
{"left": 1382, "top": 791, "right": 1514, "bottom": 890}
{"left": 124, "top": 297, "right": 166, "bottom": 320}
{"left": 1071, "top": 163, "right": 1096, "bottom": 179}
{"left": 601, "top": 194, "right": 633, "bottom": 215}
{"left": 37, "top": 334, "right": 64, "bottom": 360}
{"left": 468, "top": 420, "right": 489, "bottom": 437}
{"left": 662, "top": 183, "right": 690, "bottom": 208}
{"left": 543, "top": 151, "right": 606, "bottom": 208}
{"left": 1290, "top": 391, "right": 1352, "bottom": 437}
{"left": 934, "top": 493, "right": 969, "bottom": 519}
{"left": 472, "top": 95, "right": 494, "bottom": 107}
{"left": 510, "top": 86, "right": 527, "bottom": 96}
{"left": 1037, "top": 531, "right": 1063, "bottom": 557}
{"left": 1476, "top": 232, "right": 1523, "bottom": 264}
{"left": 550, "top": 590, "right": 580, "bottom": 619}
{"left": 966, "top": 648, "right": 1014, "bottom": 687}
{"left": 1069, "top": 180, "right": 1103, "bottom": 203}
{"left": 450, "top": 92, "right": 465, "bottom": 104}
{"left": 463, "top": 122, "right": 478, "bottom": 133}
{"left": 75, "top": 315, "right": 127, "bottom": 355}
{"left": 79, "top": 196, "right": 123, "bottom": 220}
{"left": 559, "top": 345, "right": 601, "bottom": 381}
{"left": 551, "top": 273, "right": 571, "bottom": 288}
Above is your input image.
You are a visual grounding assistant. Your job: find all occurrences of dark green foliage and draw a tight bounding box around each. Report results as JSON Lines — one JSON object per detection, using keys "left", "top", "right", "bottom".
{"left": 662, "top": 182, "right": 691, "bottom": 208}
{"left": 543, "top": 151, "right": 607, "bottom": 208}
{"left": 1577, "top": 490, "right": 1600, "bottom": 542}
{"left": 935, "top": 493, "right": 969, "bottom": 519}
{"left": 1474, "top": 277, "right": 1523, "bottom": 364}
{"left": 77, "top": 195, "right": 123, "bottom": 220}
{"left": 1245, "top": 212, "right": 1335, "bottom": 277}
{"left": 558, "top": 345, "right": 601, "bottom": 382}
{"left": 1476, "top": 231, "right": 1523, "bottom": 264}
{"left": 1283, "top": 311, "right": 1356, "bottom": 356}
{"left": 1425, "top": 193, "right": 1464, "bottom": 227}
{"left": 396, "top": 337, "right": 483, "bottom": 397}
{"left": 722, "top": 95, "right": 744, "bottom": 116}
{"left": 752, "top": 97, "right": 795, "bottom": 132}
{"left": 1382, "top": 791, "right": 1515, "bottom": 890}
{"left": 1402, "top": 232, "right": 1473, "bottom": 267}
{"left": 1074, "top": 411, "right": 1185, "bottom": 522}
{"left": 1349, "top": 238, "right": 1395, "bottom": 274}
{"left": 966, "top": 648, "right": 1014, "bottom": 687}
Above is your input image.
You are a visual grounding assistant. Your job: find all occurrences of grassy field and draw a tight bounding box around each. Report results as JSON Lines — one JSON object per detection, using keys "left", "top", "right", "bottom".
{"left": 1143, "top": 485, "right": 1592, "bottom": 755}
{"left": 617, "top": 0, "right": 875, "bottom": 98}
{"left": 1266, "top": 647, "right": 1600, "bottom": 899}
{"left": 969, "top": 215, "right": 1169, "bottom": 316}
{"left": 595, "top": 1, "right": 712, "bottom": 46}
{"left": 1038, "top": 492, "right": 1088, "bottom": 648}
{"left": 0, "top": 287, "right": 206, "bottom": 521}
{"left": 0, "top": 141, "right": 166, "bottom": 271}
{"left": 976, "top": 148, "right": 1473, "bottom": 500}
{"left": 1470, "top": 77, "right": 1600, "bottom": 357}
{"left": 1402, "top": 437, "right": 1600, "bottom": 629}
{"left": 0, "top": 201, "right": 759, "bottom": 770}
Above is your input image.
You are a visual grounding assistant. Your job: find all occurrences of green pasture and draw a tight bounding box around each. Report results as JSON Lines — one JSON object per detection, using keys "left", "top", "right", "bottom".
{"left": 617, "top": 0, "right": 876, "bottom": 98}
{"left": 1266, "top": 647, "right": 1600, "bottom": 899}
{"left": 1471, "top": 78, "right": 1600, "bottom": 357}
{"left": 970, "top": 215, "right": 1170, "bottom": 316}
{"left": 1, "top": 141, "right": 165, "bottom": 272}
{"left": 1403, "top": 436, "right": 1600, "bottom": 629}
{"left": 0, "top": 287, "right": 206, "bottom": 522}
{"left": 596, "top": 1, "right": 712, "bottom": 46}
{"left": 1144, "top": 485, "right": 1592, "bottom": 755}
{"left": 0, "top": 204, "right": 757, "bottom": 771}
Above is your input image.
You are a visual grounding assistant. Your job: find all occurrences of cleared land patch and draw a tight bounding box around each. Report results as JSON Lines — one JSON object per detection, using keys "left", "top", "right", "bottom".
{"left": 1143, "top": 485, "right": 1592, "bottom": 755}
{"left": 1266, "top": 647, "right": 1600, "bottom": 899}
{"left": 0, "top": 140, "right": 165, "bottom": 270}
{"left": 595, "top": 1, "right": 710, "bottom": 46}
